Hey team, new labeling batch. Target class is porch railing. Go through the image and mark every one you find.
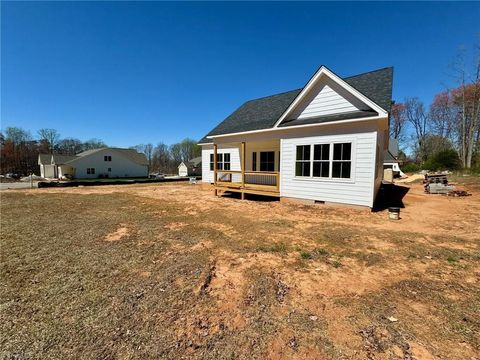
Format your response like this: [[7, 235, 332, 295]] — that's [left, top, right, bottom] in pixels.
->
[[215, 170, 279, 192]]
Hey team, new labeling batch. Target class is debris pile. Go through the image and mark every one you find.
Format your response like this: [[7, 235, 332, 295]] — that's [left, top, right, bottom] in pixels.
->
[[423, 173, 471, 196], [447, 190, 472, 197]]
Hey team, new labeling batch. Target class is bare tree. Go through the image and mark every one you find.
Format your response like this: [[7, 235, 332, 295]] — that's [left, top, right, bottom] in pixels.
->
[[450, 44, 480, 168], [429, 91, 457, 142], [83, 138, 107, 150], [404, 97, 429, 161], [152, 142, 172, 173], [169, 143, 183, 164], [56, 138, 83, 155], [144, 144, 153, 170], [389, 102, 407, 143], [38, 128, 60, 154], [131, 143, 154, 171]]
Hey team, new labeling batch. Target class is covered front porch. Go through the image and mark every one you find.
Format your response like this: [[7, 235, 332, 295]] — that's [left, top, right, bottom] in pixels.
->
[[212, 140, 280, 198]]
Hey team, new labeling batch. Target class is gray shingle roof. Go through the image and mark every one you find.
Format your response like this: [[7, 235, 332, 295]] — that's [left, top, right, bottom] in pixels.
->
[[199, 66, 393, 144], [38, 154, 52, 165], [384, 150, 398, 162], [187, 156, 202, 167], [72, 148, 148, 166], [52, 155, 78, 164], [388, 138, 399, 158]]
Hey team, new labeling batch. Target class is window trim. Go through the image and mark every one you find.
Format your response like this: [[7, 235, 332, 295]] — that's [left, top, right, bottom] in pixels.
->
[[293, 140, 355, 183], [210, 152, 230, 171]]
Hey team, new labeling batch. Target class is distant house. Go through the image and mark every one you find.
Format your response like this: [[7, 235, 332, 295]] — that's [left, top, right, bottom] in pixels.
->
[[383, 139, 405, 177], [199, 65, 393, 208], [178, 156, 202, 177], [38, 148, 148, 179]]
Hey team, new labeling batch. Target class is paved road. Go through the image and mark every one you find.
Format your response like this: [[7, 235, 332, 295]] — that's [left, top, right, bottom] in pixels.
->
[[0, 182, 38, 190]]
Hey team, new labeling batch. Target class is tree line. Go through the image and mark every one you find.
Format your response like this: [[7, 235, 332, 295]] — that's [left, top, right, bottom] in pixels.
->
[[0, 127, 201, 175], [390, 45, 480, 171]]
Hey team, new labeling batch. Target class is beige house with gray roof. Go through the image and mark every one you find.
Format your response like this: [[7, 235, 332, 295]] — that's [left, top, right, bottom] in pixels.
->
[[38, 148, 148, 179]]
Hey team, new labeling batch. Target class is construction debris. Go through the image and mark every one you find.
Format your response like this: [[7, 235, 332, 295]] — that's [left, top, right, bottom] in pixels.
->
[[447, 190, 472, 197], [423, 173, 471, 196]]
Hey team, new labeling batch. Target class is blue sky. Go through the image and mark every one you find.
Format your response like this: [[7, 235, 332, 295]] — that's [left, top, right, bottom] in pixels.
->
[[1, 1, 479, 147]]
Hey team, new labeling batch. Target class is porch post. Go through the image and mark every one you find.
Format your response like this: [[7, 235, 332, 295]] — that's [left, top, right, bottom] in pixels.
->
[[241, 142, 246, 200], [241, 142, 246, 188], [213, 143, 218, 196]]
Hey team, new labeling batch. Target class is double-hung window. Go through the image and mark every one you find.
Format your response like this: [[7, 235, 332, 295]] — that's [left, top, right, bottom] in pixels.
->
[[87, 168, 95, 175], [295, 142, 352, 179], [210, 154, 214, 171], [295, 145, 311, 177], [313, 144, 330, 178], [222, 153, 231, 170], [260, 151, 275, 171], [210, 153, 230, 170], [332, 143, 351, 179]]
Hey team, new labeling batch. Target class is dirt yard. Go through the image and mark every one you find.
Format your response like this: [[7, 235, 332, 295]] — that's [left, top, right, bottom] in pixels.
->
[[1, 177, 479, 359]]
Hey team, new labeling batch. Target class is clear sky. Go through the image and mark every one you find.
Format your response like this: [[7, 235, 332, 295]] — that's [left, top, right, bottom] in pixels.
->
[[1, 1, 479, 147]]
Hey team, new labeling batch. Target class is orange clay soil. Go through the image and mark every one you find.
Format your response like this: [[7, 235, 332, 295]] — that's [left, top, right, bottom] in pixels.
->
[[3, 179, 479, 359]]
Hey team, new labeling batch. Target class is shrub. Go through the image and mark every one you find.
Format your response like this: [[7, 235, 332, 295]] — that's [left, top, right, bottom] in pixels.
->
[[300, 251, 313, 260], [401, 163, 421, 173], [423, 149, 461, 171]]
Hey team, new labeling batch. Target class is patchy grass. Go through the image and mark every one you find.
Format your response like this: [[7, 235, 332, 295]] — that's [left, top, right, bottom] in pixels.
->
[[1, 181, 479, 359]]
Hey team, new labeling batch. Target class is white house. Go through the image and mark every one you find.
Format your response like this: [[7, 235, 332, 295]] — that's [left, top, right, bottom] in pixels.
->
[[383, 139, 405, 177], [178, 156, 202, 177], [38, 148, 148, 179], [199, 66, 393, 208]]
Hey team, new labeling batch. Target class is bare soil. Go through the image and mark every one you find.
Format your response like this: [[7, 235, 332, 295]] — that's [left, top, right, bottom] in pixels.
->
[[1, 178, 479, 359]]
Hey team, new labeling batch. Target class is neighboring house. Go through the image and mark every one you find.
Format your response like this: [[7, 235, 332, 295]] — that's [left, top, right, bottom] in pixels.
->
[[383, 139, 405, 177], [178, 157, 202, 177], [38, 148, 148, 179], [199, 65, 393, 208]]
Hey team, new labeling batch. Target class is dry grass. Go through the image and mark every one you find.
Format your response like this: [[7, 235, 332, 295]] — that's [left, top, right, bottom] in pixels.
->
[[1, 180, 479, 359]]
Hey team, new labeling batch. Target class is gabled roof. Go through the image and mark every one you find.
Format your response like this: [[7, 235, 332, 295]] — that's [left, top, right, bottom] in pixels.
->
[[69, 148, 148, 166], [38, 148, 148, 166], [384, 150, 398, 163], [38, 154, 52, 165], [53, 155, 78, 164], [38, 154, 78, 165], [199, 66, 393, 144], [187, 156, 202, 167], [388, 138, 399, 158]]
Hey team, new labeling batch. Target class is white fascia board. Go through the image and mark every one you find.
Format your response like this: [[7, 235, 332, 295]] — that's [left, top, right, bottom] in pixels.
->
[[273, 66, 388, 128], [206, 115, 387, 140]]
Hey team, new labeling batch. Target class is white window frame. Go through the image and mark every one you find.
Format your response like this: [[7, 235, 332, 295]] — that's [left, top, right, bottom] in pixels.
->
[[210, 152, 230, 171], [293, 140, 355, 183]]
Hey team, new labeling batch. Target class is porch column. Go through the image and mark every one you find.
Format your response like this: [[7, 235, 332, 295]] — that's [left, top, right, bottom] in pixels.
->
[[241, 142, 246, 200], [213, 143, 218, 196]]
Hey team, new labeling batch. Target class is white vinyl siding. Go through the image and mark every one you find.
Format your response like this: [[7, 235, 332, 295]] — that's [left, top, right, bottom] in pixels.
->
[[69, 149, 148, 179], [280, 132, 377, 207], [201, 145, 241, 183], [297, 85, 360, 119], [178, 163, 188, 177]]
